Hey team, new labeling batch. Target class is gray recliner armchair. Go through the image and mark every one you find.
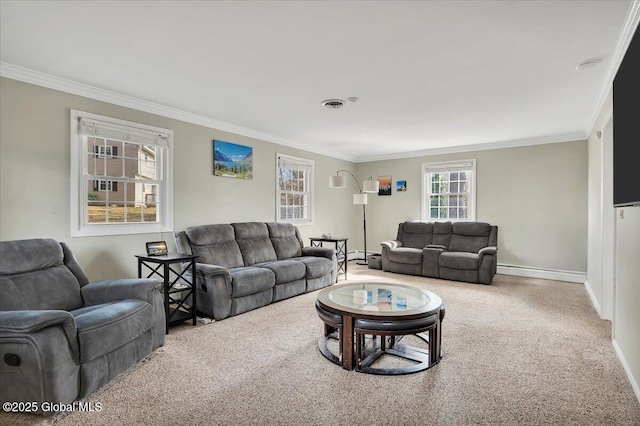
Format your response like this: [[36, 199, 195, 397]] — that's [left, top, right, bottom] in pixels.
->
[[0, 238, 165, 413]]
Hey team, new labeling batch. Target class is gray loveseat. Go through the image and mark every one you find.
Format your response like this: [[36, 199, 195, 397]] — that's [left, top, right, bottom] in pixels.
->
[[381, 221, 498, 284], [0, 238, 165, 413], [175, 222, 337, 321]]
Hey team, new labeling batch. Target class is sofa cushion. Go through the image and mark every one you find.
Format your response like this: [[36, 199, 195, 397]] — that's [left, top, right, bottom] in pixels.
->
[[387, 247, 423, 265], [439, 252, 479, 270], [449, 222, 491, 253], [229, 267, 275, 298], [433, 221, 452, 247], [400, 222, 433, 248], [256, 260, 306, 284], [296, 256, 333, 279], [267, 222, 303, 259], [185, 224, 244, 268], [233, 222, 278, 266], [0, 266, 83, 312], [0, 239, 84, 311], [71, 300, 153, 363]]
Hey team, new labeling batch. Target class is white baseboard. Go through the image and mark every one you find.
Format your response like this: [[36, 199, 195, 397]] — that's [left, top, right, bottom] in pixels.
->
[[350, 256, 587, 283], [583, 280, 602, 316], [497, 264, 586, 283], [612, 339, 640, 404]]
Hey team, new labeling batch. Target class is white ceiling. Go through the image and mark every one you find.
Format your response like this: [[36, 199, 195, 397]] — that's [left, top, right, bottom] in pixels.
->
[[0, 1, 636, 162]]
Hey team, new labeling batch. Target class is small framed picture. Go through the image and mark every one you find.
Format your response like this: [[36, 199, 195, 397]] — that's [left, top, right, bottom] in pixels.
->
[[396, 180, 407, 192], [146, 241, 168, 256], [378, 176, 392, 196]]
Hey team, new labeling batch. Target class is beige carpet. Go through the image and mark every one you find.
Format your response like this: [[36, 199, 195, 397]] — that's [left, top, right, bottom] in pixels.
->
[[3, 264, 640, 425]]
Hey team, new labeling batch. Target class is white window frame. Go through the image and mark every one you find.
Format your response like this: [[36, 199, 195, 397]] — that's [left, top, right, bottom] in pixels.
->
[[276, 153, 314, 225], [421, 159, 476, 222], [70, 110, 174, 237]]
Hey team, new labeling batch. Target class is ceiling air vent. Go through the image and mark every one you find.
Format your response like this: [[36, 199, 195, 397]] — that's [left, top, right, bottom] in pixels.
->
[[321, 99, 345, 109]]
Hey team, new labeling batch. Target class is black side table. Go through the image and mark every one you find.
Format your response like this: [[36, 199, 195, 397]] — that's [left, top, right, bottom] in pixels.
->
[[309, 237, 348, 280], [136, 253, 198, 334]]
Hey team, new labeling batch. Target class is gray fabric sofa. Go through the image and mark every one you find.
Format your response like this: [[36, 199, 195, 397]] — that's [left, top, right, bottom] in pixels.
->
[[174, 222, 337, 321], [0, 238, 165, 413], [381, 221, 498, 284]]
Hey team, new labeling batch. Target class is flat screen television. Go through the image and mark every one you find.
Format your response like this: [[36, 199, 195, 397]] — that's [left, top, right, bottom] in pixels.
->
[[613, 26, 640, 207]]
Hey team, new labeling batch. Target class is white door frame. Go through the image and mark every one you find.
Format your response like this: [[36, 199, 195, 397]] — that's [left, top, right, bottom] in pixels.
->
[[601, 110, 615, 323]]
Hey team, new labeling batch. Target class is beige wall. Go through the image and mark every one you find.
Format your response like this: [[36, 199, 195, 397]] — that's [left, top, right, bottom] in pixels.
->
[[0, 77, 357, 280], [355, 141, 589, 272]]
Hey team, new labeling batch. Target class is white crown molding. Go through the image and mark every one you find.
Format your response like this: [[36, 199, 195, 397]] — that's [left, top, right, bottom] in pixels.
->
[[0, 62, 356, 162], [1, 61, 589, 164], [353, 132, 587, 163], [584, 0, 640, 134]]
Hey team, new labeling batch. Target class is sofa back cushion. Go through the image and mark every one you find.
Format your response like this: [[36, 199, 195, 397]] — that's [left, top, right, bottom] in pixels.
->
[[266, 222, 303, 260], [433, 221, 452, 247], [0, 239, 83, 311], [233, 222, 278, 266], [184, 224, 244, 268], [449, 222, 491, 253], [399, 221, 434, 248]]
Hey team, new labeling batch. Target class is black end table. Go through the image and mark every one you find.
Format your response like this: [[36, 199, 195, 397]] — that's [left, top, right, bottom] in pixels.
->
[[309, 237, 348, 280], [136, 253, 198, 334]]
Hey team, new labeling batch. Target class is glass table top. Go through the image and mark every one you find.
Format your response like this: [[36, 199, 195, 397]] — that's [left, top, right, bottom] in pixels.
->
[[318, 282, 441, 316]]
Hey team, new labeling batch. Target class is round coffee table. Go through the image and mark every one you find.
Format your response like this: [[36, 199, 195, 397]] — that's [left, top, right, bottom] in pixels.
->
[[315, 282, 444, 375]]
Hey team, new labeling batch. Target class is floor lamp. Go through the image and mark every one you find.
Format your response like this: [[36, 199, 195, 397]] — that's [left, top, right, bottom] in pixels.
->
[[329, 170, 379, 265]]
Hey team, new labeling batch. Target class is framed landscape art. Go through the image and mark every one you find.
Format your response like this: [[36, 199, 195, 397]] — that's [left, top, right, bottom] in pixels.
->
[[213, 140, 253, 179]]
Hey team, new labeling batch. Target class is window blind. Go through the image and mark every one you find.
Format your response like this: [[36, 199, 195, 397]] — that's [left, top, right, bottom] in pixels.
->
[[278, 155, 312, 172], [423, 161, 474, 174], [79, 118, 169, 148]]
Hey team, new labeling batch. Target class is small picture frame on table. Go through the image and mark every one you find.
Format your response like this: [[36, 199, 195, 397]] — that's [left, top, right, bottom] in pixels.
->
[[146, 241, 168, 256]]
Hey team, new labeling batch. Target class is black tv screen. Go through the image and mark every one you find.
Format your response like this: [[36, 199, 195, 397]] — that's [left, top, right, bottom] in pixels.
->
[[613, 26, 640, 207]]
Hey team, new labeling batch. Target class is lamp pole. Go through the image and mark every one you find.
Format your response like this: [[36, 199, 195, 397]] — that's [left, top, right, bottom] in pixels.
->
[[331, 170, 369, 266]]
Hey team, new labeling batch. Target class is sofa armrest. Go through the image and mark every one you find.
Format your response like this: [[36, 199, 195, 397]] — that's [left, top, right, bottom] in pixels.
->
[[189, 263, 233, 320], [0, 310, 75, 335], [193, 262, 232, 295], [0, 310, 79, 357], [195, 262, 231, 279], [301, 246, 336, 260], [478, 246, 498, 258], [381, 240, 402, 250], [422, 246, 445, 278], [82, 278, 165, 348], [478, 246, 498, 284], [81, 278, 162, 306]]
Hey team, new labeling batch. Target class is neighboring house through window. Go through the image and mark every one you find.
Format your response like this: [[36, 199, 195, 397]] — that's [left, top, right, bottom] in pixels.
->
[[70, 110, 173, 237], [276, 153, 314, 224], [422, 160, 476, 221]]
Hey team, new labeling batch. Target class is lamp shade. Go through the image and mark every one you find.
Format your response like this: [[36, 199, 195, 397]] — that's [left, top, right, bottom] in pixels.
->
[[329, 175, 347, 188], [362, 179, 379, 193], [353, 193, 368, 205]]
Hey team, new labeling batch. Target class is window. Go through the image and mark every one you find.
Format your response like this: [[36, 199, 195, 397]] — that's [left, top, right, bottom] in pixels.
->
[[276, 154, 314, 224], [422, 160, 476, 221], [97, 180, 117, 192], [95, 145, 116, 157], [70, 110, 173, 237]]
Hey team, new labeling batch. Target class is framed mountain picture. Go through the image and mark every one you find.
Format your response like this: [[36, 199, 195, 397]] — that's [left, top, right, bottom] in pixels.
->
[[213, 140, 253, 179]]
